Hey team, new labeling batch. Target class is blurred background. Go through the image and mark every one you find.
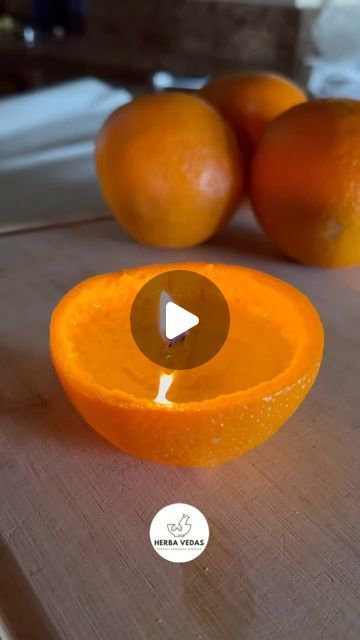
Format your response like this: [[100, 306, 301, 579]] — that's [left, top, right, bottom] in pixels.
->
[[0, 0, 360, 98], [1, 0, 360, 233]]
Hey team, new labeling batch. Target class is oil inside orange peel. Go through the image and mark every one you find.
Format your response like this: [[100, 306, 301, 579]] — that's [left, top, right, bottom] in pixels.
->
[[50, 263, 324, 467]]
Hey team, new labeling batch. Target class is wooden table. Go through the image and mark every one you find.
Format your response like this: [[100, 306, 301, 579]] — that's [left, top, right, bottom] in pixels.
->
[[1, 210, 359, 640]]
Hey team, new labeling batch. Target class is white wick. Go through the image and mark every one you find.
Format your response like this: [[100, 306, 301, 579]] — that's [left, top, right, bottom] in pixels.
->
[[154, 373, 174, 405]]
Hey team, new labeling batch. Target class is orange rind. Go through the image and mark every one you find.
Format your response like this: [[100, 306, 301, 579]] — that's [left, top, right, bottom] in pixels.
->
[[50, 263, 324, 467]]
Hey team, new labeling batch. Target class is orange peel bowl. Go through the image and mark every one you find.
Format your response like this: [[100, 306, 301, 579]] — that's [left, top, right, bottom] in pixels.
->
[[50, 263, 324, 467]]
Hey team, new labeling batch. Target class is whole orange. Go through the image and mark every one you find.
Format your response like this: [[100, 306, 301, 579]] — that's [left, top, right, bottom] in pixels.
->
[[95, 92, 243, 248], [251, 99, 360, 268], [199, 72, 306, 158]]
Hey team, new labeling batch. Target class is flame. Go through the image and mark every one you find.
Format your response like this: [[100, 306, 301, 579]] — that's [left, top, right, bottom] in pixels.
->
[[154, 373, 174, 405]]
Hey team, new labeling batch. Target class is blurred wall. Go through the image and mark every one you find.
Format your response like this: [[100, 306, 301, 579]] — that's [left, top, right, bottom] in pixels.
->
[[5, 0, 27, 17], [86, 0, 300, 76], [2, 0, 300, 85]]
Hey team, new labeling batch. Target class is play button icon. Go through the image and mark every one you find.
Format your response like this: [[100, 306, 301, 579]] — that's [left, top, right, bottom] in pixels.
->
[[162, 295, 199, 341], [130, 269, 230, 370]]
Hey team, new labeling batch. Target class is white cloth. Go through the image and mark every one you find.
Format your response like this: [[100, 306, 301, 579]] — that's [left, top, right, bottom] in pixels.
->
[[0, 78, 131, 229], [308, 6, 360, 99]]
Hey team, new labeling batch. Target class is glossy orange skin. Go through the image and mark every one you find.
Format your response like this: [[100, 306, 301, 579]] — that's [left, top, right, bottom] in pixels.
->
[[199, 73, 306, 158], [95, 92, 243, 248], [251, 99, 360, 268], [50, 263, 324, 467]]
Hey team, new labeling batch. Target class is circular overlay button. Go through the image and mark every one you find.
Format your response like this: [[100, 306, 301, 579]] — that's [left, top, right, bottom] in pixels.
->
[[150, 503, 210, 563], [130, 269, 230, 370]]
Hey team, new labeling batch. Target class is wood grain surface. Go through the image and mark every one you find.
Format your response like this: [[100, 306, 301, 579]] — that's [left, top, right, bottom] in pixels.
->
[[1, 211, 359, 640]]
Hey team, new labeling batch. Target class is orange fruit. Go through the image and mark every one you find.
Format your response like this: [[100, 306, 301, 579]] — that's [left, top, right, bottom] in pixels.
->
[[251, 99, 360, 267], [50, 263, 323, 467], [95, 92, 243, 248], [199, 72, 306, 158]]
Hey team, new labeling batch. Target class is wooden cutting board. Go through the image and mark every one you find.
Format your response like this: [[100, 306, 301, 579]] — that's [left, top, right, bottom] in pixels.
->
[[1, 211, 359, 640]]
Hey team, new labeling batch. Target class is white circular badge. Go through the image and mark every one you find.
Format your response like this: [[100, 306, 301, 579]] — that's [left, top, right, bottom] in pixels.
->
[[149, 503, 209, 563]]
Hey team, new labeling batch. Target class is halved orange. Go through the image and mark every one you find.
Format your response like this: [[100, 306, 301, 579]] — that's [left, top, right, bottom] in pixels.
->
[[50, 263, 324, 467]]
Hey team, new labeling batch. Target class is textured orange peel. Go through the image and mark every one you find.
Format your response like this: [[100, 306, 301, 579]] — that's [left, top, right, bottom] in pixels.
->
[[50, 263, 324, 467]]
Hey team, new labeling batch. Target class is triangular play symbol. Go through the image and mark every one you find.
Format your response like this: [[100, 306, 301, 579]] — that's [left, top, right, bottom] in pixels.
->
[[165, 301, 199, 340]]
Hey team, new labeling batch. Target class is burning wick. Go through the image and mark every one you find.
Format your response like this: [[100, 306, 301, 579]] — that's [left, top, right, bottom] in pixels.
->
[[154, 373, 174, 405]]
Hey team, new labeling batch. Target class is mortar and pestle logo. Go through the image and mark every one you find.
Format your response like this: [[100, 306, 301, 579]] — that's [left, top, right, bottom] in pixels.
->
[[167, 514, 191, 537]]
